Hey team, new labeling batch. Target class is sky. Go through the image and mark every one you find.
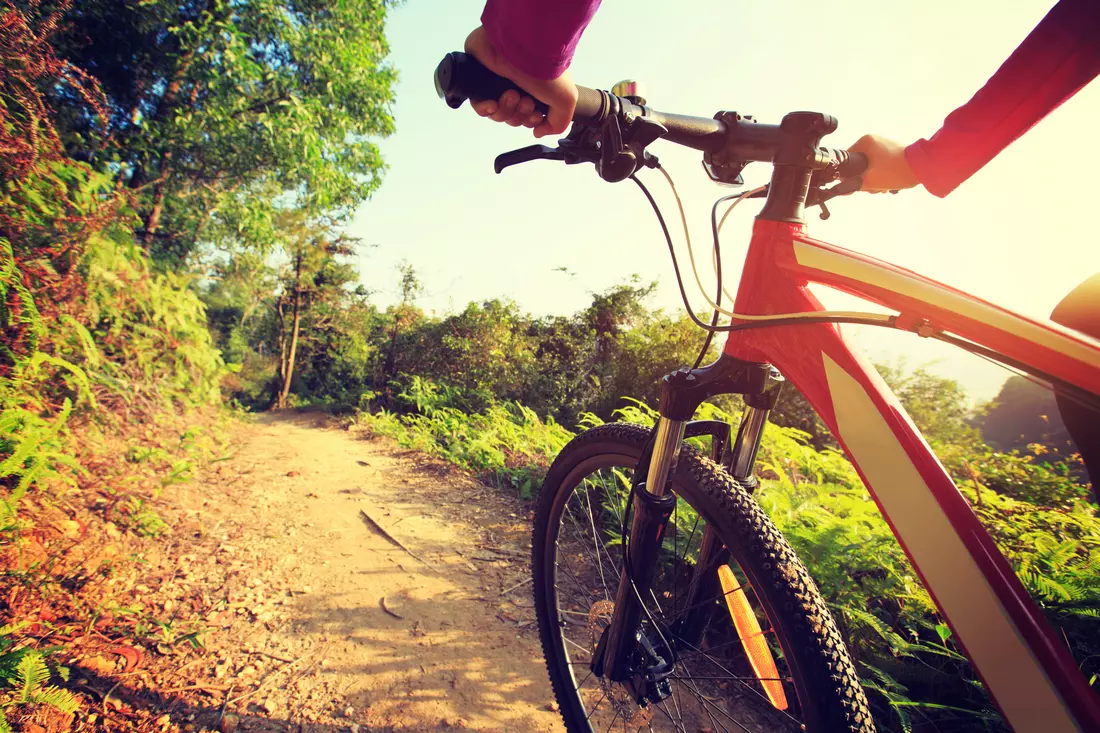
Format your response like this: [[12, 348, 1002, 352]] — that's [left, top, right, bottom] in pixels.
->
[[347, 0, 1100, 401]]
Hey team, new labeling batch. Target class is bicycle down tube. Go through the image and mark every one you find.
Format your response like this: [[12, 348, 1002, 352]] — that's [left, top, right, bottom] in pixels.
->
[[723, 217, 1100, 732]]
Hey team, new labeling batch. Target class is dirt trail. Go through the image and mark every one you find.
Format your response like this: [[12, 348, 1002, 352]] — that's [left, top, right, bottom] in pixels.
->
[[169, 411, 564, 732]]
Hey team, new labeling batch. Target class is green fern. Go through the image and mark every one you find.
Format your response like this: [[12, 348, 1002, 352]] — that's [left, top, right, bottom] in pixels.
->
[[0, 649, 80, 718], [15, 653, 49, 702], [29, 685, 80, 714]]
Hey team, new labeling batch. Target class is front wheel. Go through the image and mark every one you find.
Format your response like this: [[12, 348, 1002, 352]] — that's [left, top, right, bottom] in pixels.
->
[[533, 423, 875, 732]]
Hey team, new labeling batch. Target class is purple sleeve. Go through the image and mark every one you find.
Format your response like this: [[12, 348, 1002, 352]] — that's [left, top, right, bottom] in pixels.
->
[[481, 0, 603, 81], [905, 0, 1100, 198]]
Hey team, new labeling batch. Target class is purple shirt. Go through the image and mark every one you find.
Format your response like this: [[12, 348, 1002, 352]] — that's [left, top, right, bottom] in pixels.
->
[[481, 0, 602, 80], [482, 0, 1100, 197], [906, 0, 1100, 197]]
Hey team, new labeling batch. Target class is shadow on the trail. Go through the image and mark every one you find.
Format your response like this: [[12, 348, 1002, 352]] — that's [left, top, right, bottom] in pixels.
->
[[75, 588, 554, 732], [281, 589, 555, 731]]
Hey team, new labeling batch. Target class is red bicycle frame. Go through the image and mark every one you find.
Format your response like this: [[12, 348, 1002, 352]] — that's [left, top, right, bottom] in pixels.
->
[[723, 218, 1100, 732]]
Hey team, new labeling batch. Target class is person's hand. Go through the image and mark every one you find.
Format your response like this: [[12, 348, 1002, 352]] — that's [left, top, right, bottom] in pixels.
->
[[849, 135, 920, 193], [464, 26, 578, 139]]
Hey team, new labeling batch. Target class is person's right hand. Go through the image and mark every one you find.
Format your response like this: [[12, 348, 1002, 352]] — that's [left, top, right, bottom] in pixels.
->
[[848, 134, 920, 193], [464, 26, 578, 139]]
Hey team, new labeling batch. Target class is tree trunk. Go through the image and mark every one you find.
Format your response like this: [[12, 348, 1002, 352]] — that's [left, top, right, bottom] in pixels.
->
[[142, 156, 171, 246], [271, 297, 287, 408], [383, 311, 400, 388], [136, 46, 192, 244], [277, 254, 304, 409]]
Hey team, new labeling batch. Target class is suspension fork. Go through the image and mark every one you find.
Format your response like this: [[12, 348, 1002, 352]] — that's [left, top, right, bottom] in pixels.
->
[[678, 385, 783, 648], [594, 356, 783, 685]]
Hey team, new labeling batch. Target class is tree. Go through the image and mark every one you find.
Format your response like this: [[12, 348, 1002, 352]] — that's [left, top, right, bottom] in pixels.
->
[[980, 376, 1074, 455], [876, 365, 982, 450], [272, 212, 358, 408], [51, 0, 397, 262], [379, 263, 423, 392]]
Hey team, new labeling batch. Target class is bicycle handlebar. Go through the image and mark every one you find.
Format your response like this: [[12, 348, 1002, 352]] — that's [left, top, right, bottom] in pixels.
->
[[435, 52, 726, 150], [434, 51, 868, 182]]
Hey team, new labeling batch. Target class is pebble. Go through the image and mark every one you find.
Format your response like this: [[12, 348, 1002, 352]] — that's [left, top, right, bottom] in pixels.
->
[[343, 706, 354, 718], [219, 713, 239, 733], [263, 699, 277, 714]]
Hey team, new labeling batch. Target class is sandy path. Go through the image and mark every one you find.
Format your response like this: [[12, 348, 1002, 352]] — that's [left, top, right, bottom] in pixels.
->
[[184, 411, 564, 732]]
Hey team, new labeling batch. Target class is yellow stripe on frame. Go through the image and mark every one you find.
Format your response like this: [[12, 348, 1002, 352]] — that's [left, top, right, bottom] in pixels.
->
[[792, 241, 1100, 372], [823, 354, 1078, 732]]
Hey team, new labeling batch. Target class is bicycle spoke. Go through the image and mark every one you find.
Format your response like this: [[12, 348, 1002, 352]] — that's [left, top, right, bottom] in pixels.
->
[[672, 511, 701, 618], [563, 635, 590, 655], [655, 697, 689, 733], [585, 691, 608, 722], [563, 503, 617, 598], [678, 673, 728, 733], [673, 637, 802, 727], [655, 578, 750, 625], [668, 674, 788, 683], [673, 619, 775, 660], [689, 684, 761, 733], [581, 480, 614, 600], [555, 557, 597, 608], [670, 673, 688, 731]]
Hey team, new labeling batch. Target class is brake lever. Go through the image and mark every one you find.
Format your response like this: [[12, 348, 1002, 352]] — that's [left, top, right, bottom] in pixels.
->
[[494, 145, 564, 174]]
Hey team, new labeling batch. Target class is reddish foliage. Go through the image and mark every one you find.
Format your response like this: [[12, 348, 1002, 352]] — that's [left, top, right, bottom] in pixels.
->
[[0, 0, 106, 178], [0, 0, 114, 374]]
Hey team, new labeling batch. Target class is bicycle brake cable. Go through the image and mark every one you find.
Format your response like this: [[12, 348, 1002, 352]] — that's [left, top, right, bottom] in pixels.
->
[[630, 171, 898, 334]]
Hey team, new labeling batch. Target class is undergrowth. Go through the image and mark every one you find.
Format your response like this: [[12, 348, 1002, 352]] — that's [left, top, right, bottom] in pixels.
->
[[0, 2, 227, 724]]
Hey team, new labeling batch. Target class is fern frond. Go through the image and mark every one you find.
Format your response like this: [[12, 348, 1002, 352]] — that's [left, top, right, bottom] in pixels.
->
[[16, 651, 50, 702], [31, 685, 80, 713]]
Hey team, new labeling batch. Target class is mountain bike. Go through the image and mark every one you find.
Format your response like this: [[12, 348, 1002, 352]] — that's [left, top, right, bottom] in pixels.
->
[[434, 52, 1100, 732]]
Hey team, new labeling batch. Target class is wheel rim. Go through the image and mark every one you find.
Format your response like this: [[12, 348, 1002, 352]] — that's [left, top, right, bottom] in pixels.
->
[[540, 453, 812, 733]]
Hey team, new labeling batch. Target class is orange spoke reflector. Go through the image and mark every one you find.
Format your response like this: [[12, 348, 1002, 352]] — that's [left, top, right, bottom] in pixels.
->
[[717, 564, 788, 710]]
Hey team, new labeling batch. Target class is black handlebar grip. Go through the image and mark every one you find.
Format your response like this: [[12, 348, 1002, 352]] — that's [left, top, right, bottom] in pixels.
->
[[573, 86, 606, 124], [435, 52, 550, 114], [836, 150, 869, 178], [435, 52, 607, 125]]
